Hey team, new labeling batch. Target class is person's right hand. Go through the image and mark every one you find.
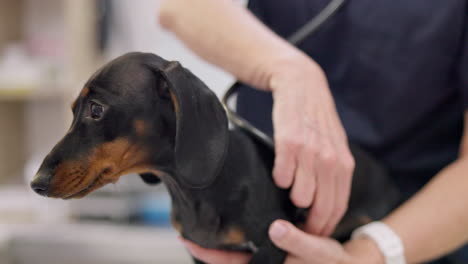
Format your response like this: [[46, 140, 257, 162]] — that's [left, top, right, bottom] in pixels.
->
[[181, 220, 384, 264], [267, 56, 355, 236]]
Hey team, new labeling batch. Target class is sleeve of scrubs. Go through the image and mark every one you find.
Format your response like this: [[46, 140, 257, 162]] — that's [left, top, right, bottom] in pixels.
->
[[460, 12, 468, 109]]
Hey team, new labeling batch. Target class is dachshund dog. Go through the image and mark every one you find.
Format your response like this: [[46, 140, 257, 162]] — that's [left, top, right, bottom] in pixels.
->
[[31, 52, 400, 264]]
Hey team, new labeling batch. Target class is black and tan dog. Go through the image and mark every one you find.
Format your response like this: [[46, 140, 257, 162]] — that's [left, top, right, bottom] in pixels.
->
[[31, 52, 400, 264]]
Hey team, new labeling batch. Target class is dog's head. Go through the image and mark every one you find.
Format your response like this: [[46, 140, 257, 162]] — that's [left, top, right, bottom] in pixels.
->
[[30, 52, 228, 199]]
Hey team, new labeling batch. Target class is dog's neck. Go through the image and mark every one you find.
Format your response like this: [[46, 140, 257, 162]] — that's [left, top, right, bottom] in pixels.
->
[[145, 132, 243, 235]]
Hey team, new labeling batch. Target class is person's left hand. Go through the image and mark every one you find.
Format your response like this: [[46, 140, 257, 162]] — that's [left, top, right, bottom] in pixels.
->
[[180, 220, 384, 264]]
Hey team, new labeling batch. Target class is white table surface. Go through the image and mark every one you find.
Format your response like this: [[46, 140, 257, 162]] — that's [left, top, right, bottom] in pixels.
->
[[0, 222, 192, 264]]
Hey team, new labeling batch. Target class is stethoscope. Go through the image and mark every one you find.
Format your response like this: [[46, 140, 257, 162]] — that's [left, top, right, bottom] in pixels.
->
[[221, 0, 346, 149]]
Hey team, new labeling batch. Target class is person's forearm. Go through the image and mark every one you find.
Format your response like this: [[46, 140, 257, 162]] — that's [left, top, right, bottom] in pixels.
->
[[343, 157, 468, 263], [159, 0, 320, 90], [381, 157, 468, 263]]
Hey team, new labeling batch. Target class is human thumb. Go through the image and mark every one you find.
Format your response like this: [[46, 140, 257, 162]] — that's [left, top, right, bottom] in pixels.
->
[[269, 220, 343, 262]]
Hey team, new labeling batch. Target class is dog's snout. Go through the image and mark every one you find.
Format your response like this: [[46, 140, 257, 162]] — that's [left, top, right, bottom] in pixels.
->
[[30, 172, 52, 197]]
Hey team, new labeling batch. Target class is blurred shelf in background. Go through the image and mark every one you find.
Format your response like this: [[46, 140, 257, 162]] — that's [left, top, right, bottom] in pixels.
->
[[0, 91, 64, 102], [0, 84, 67, 102], [0, 0, 99, 185]]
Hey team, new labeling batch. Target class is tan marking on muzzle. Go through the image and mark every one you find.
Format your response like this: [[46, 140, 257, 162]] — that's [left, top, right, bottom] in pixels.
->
[[49, 138, 152, 199]]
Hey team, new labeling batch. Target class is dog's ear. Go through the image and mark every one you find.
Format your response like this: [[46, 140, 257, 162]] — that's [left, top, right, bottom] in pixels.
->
[[146, 58, 229, 188]]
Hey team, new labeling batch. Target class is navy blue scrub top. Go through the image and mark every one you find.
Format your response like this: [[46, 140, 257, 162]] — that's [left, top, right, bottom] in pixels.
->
[[237, 0, 468, 196]]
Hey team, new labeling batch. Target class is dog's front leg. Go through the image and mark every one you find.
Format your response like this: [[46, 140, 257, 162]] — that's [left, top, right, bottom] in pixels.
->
[[249, 239, 286, 264]]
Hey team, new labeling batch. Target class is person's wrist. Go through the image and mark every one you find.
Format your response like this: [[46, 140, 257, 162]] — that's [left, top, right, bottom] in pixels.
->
[[343, 237, 386, 264], [265, 52, 326, 93]]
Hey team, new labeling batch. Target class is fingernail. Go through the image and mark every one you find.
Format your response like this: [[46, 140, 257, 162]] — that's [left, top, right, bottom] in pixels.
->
[[269, 221, 287, 240]]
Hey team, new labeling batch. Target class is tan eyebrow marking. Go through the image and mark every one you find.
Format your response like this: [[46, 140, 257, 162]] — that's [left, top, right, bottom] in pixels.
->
[[81, 87, 90, 97], [71, 99, 77, 110], [71, 87, 90, 110]]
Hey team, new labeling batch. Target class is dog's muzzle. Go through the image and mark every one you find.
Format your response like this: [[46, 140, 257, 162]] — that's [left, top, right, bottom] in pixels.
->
[[30, 169, 53, 197]]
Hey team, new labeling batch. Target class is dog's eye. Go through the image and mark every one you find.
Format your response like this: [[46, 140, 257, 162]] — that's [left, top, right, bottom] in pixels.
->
[[90, 102, 104, 120]]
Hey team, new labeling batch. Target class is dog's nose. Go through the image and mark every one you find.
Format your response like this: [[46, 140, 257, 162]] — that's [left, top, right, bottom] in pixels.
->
[[30, 173, 51, 196]]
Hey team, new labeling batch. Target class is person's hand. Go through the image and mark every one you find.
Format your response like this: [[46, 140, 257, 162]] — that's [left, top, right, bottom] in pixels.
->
[[180, 220, 384, 264], [266, 220, 384, 264], [268, 57, 355, 236]]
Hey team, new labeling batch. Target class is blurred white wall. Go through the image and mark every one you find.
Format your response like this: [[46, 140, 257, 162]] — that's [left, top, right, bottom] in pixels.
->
[[106, 0, 235, 97]]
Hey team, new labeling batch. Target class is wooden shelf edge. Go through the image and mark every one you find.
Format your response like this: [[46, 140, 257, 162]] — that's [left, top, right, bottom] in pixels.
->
[[0, 84, 71, 102]]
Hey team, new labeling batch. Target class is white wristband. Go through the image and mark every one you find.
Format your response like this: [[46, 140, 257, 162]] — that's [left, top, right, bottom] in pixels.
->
[[351, 221, 406, 264]]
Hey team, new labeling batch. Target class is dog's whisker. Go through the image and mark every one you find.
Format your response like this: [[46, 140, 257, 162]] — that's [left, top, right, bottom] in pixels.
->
[[63, 175, 84, 193], [62, 172, 82, 186], [69, 173, 92, 193]]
